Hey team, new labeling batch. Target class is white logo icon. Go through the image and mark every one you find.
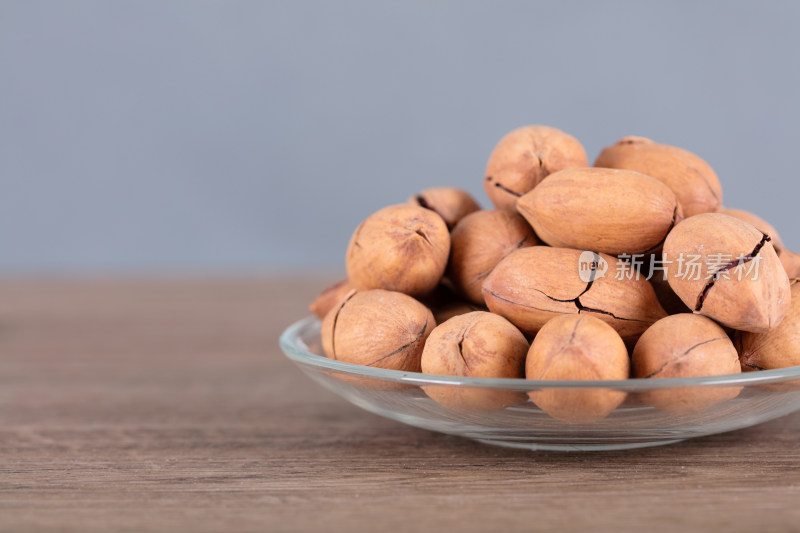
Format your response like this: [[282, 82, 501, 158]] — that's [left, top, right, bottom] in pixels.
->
[[578, 251, 608, 283]]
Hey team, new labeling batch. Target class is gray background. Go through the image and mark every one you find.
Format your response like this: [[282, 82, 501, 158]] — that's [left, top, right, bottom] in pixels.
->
[[2, 0, 798, 274]]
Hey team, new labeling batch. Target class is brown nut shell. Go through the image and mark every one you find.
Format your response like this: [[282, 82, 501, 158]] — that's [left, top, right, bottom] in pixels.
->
[[346, 204, 450, 297], [719, 208, 784, 249], [777, 248, 800, 279], [526, 315, 629, 422], [321, 289, 435, 372], [408, 187, 480, 230], [718, 207, 800, 278], [594, 136, 722, 217], [484, 125, 588, 211], [632, 314, 742, 414], [482, 247, 666, 341], [447, 209, 539, 305], [421, 312, 529, 411], [738, 279, 800, 371], [309, 279, 355, 319], [516, 167, 682, 256], [663, 213, 790, 332]]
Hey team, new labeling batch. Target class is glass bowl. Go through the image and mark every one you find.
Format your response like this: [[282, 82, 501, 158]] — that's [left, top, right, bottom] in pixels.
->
[[280, 316, 800, 451]]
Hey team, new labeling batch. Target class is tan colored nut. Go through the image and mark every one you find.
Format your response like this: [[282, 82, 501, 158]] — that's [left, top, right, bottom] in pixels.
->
[[482, 246, 666, 341], [421, 312, 529, 411], [663, 213, 790, 332], [484, 125, 588, 211], [309, 278, 355, 319], [516, 167, 682, 256], [321, 289, 435, 372], [738, 279, 800, 371], [719, 208, 784, 248], [346, 204, 450, 297], [632, 314, 742, 414], [718, 207, 800, 278], [594, 136, 722, 217], [778, 249, 800, 279], [408, 187, 481, 230], [448, 209, 539, 305], [526, 314, 629, 422]]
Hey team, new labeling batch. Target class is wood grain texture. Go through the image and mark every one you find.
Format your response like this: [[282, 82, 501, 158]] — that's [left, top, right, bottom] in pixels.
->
[[1, 277, 799, 533]]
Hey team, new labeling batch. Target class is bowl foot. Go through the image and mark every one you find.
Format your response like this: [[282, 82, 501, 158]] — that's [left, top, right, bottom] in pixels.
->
[[472, 437, 685, 451]]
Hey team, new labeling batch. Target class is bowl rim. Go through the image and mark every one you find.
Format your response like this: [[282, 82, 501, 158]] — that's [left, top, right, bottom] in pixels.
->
[[280, 316, 800, 391]]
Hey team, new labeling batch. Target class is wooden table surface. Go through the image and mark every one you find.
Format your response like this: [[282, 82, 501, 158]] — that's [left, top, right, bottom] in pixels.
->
[[1, 277, 799, 532]]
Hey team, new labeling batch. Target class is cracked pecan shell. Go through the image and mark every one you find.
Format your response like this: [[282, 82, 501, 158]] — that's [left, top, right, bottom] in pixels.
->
[[421, 311, 528, 411], [309, 278, 355, 319], [526, 314, 629, 422], [321, 289, 435, 372], [719, 207, 784, 249], [447, 209, 539, 305], [408, 186, 481, 230], [632, 314, 742, 414], [778, 249, 800, 279], [483, 125, 588, 211], [481, 246, 667, 341], [516, 167, 682, 256], [663, 213, 790, 332], [719, 207, 800, 278], [594, 136, 722, 217], [737, 279, 800, 372], [346, 204, 450, 297]]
